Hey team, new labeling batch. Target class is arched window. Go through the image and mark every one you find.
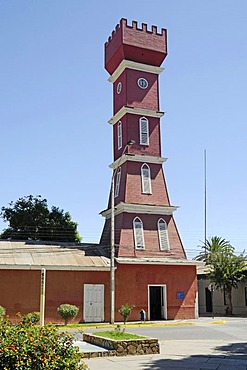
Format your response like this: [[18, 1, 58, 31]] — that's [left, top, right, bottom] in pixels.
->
[[158, 218, 170, 251], [114, 167, 121, 198], [139, 117, 149, 145], [141, 163, 152, 194], [117, 121, 122, 150], [133, 217, 145, 249]]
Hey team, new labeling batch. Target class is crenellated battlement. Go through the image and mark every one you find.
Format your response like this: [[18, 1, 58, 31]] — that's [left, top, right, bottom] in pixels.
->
[[105, 18, 167, 75], [105, 18, 166, 47]]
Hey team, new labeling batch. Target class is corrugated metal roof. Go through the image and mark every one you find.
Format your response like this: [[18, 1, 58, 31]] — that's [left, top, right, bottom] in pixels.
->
[[0, 241, 110, 271]]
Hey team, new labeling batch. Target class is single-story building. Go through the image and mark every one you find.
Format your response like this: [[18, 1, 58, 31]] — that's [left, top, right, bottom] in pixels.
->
[[0, 240, 199, 323], [197, 264, 247, 316]]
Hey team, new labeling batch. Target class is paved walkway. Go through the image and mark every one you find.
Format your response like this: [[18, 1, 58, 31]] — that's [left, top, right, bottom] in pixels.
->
[[78, 317, 247, 369]]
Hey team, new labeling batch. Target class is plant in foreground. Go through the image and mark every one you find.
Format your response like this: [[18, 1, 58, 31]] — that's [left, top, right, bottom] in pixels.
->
[[0, 305, 6, 319], [0, 313, 87, 369]]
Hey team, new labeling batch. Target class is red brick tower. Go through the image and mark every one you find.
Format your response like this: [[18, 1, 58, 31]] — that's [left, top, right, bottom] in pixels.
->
[[100, 19, 186, 259]]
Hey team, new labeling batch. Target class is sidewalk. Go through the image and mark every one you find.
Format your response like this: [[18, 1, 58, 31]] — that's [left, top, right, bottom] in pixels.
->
[[82, 339, 247, 369]]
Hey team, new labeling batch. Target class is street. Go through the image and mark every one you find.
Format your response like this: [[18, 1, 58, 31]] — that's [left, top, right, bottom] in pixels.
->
[[81, 317, 247, 369]]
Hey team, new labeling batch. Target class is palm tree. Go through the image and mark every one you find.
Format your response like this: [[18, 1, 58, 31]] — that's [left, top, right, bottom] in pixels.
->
[[196, 236, 247, 316]]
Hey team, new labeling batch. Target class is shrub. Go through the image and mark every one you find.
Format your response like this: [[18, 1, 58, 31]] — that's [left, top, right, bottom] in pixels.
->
[[0, 313, 87, 369], [57, 304, 79, 325], [0, 305, 6, 318], [118, 303, 135, 324], [18, 311, 40, 325]]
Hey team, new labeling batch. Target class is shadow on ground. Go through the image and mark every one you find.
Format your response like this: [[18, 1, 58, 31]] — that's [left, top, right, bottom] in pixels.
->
[[142, 342, 247, 369]]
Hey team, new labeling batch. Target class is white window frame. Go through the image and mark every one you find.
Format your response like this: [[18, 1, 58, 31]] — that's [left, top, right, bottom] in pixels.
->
[[137, 77, 148, 89], [117, 121, 122, 150], [158, 218, 170, 251], [139, 117, 149, 145], [133, 217, 145, 250], [114, 167, 121, 198], [117, 81, 122, 94], [141, 163, 152, 194]]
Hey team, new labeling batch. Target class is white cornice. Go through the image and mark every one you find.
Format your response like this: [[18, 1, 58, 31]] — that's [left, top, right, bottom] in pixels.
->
[[100, 202, 178, 219], [108, 60, 164, 83], [116, 257, 200, 266], [109, 106, 164, 125], [109, 154, 167, 169]]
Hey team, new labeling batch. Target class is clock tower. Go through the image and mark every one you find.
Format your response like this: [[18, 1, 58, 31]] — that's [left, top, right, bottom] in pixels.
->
[[100, 19, 186, 260]]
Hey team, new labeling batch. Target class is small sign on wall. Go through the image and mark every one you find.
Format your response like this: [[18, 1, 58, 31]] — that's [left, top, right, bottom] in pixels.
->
[[177, 291, 185, 300]]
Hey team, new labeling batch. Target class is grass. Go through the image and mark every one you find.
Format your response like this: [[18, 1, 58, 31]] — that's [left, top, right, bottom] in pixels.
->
[[92, 330, 146, 340]]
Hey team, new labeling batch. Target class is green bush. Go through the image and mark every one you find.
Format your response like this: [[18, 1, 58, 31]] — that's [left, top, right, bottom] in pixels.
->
[[57, 304, 79, 325], [18, 311, 40, 325], [118, 303, 135, 325], [0, 305, 6, 318], [0, 313, 87, 369]]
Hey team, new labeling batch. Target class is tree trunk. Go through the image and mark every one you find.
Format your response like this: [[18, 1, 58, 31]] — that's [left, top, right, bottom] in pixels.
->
[[225, 286, 233, 316]]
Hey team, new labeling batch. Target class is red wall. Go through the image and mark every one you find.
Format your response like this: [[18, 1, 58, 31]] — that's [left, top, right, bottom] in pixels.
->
[[113, 114, 162, 161], [0, 264, 196, 323], [113, 69, 159, 114], [0, 269, 110, 324], [115, 263, 197, 320]]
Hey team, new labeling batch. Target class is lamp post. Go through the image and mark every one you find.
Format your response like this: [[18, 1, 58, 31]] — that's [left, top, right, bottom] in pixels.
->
[[110, 139, 135, 324]]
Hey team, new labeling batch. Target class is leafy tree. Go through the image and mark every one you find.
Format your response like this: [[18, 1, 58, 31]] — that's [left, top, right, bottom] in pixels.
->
[[196, 236, 247, 316], [118, 304, 135, 324], [57, 304, 79, 325], [0, 195, 81, 242]]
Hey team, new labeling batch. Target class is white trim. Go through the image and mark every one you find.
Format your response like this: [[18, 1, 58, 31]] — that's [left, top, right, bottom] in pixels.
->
[[114, 167, 121, 197], [141, 163, 152, 194], [137, 77, 148, 89], [133, 217, 145, 250], [117, 121, 122, 150], [109, 106, 164, 125], [116, 257, 199, 266], [0, 264, 111, 271], [116, 81, 122, 94], [110, 154, 167, 169], [108, 60, 164, 84], [158, 218, 170, 251], [100, 202, 178, 219], [148, 284, 167, 321], [140, 117, 149, 145]]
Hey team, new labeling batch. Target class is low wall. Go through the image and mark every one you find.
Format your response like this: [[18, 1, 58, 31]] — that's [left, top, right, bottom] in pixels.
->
[[83, 333, 160, 357]]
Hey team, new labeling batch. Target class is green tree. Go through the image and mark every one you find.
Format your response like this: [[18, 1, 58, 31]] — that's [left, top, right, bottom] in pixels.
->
[[57, 304, 79, 325], [118, 304, 135, 324], [0, 195, 81, 242], [197, 236, 247, 316]]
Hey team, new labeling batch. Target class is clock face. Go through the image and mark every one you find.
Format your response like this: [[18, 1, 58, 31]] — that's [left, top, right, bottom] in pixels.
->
[[137, 77, 148, 89], [116, 81, 122, 94]]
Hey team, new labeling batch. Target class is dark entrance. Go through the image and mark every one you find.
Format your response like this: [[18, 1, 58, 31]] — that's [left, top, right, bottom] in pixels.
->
[[149, 286, 163, 320], [205, 287, 212, 312]]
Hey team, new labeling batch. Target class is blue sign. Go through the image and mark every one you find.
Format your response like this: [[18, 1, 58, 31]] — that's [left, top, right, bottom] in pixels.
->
[[177, 292, 185, 300]]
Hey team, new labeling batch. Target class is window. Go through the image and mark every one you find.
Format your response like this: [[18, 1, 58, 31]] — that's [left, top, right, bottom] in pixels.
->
[[139, 117, 149, 145], [117, 121, 122, 150], [114, 167, 121, 198], [117, 81, 122, 94], [158, 218, 170, 251], [133, 217, 145, 249], [137, 77, 148, 89], [245, 287, 247, 306], [141, 163, 152, 194]]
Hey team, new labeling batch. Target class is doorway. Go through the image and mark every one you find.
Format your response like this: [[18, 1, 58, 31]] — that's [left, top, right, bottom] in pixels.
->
[[205, 287, 212, 312], [148, 285, 167, 320], [83, 284, 104, 322]]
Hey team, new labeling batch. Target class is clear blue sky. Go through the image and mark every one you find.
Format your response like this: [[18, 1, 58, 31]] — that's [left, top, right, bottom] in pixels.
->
[[1, 0, 247, 258]]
